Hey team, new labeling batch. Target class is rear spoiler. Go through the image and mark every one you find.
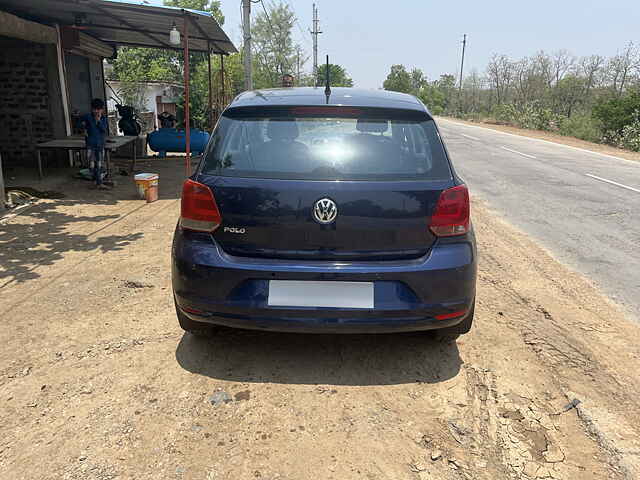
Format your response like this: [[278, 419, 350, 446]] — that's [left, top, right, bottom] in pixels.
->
[[223, 105, 433, 122]]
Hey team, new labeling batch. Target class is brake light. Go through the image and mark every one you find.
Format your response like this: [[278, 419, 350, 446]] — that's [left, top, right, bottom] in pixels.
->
[[180, 179, 222, 232], [429, 185, 470, 237], [290, 106, 363, 116]]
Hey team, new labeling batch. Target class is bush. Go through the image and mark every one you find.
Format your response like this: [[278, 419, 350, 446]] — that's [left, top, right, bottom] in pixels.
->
[[491, 103, 517, 125], [559, 114, 602, 143], [593, 88, 640, 134], [617, 111, 640, 151], [490, 102, 558, 131], [428, 105, 444, 116]]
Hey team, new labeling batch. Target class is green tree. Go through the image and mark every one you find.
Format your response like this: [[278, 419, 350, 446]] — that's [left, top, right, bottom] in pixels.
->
[[316, 63, 353, 87], [108, 48, 180, 84], [552, 75, 587, 117], [108, 0, 228, 127], [418, 84, 446, 115], [593, 86, 640, 134], [409, 68, 427, 92], [436, 74, 457, 111], [251, 2, 303, 88], [382, 65, 413, 94], [187, 52, 245, 128], [163, 0, 224, 25]]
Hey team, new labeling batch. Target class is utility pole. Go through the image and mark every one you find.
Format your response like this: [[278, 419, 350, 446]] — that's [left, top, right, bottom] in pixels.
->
[[242, 0, 253, 90], [459, 33, 467, 91], [296, 50, 301, 86], [310, 3, 321, 86]]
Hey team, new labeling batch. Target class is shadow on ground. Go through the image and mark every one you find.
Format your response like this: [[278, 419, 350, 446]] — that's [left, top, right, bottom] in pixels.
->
[[0, 158, 188, 287], [175, 329, 462, 386], [0, 200, 144, 286]]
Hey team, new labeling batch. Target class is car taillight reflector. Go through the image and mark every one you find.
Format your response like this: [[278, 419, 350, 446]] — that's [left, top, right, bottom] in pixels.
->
[[429, 185, 470, 237], [435, 309, 468, 321], [180, 179, 222, 232], [182, 305, 204, 314]]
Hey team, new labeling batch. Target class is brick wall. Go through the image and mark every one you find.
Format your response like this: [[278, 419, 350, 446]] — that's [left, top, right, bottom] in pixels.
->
[[0, 38, 53, 166]]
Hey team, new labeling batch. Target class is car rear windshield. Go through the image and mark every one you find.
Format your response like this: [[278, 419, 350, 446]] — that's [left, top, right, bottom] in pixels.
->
[[202, 108, 452, 181]]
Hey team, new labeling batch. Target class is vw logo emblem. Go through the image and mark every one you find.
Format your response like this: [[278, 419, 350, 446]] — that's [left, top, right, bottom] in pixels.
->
[[313, 197, 338, 224]]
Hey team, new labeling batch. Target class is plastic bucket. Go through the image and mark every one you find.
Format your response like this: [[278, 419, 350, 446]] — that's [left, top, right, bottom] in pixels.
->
[[134, 173, 159, 200]]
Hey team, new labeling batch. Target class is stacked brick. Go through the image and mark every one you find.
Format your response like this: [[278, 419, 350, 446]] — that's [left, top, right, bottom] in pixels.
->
[[0, 39, 53, 165]]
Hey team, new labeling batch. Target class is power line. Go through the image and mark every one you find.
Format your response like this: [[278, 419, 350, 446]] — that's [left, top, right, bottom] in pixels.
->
[[258, 0, 296, 76], [283, 0, 312, 47], [259, 0, 277, 39]]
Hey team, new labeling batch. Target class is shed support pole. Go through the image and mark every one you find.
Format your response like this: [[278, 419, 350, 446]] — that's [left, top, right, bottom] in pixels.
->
[[207, 42, 213, 130], [220, 54, 225, 111], [0, 153, 6, 210], [183, 14, 191, 177]]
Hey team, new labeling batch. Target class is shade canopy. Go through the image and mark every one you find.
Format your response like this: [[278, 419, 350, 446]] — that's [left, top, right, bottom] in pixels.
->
[[0, 0, 236, 54]]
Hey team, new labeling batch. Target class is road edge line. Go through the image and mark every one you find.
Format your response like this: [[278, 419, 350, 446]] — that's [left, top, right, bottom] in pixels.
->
[[585, 173, 640, 194]]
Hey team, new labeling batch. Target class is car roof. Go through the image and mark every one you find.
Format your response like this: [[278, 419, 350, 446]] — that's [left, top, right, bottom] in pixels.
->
[[228, 87, 430, 114]]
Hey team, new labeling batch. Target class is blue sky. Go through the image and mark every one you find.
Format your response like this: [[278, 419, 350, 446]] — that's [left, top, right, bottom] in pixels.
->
[[149, 0, 640, 89]]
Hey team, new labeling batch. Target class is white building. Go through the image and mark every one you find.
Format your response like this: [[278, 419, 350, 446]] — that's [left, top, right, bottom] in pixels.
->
[[106, 80, 182, 131]]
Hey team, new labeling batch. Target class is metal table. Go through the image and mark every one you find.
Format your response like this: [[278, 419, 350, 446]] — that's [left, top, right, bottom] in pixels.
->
[[35, 136, 138, 179]]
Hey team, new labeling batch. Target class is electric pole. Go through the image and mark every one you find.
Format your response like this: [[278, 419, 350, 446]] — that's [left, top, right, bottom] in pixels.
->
[[310, 3, 321, 86], [242, 0, 253, 90], [459, 33, 467, 91]]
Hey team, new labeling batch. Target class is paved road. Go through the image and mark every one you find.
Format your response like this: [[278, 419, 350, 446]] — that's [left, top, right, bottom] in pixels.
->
[[437, 118, 640, 321]]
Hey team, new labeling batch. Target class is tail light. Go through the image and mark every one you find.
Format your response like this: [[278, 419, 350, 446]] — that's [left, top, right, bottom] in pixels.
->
[[429, 185, 470, 237], [435, 309, 468, 320], [180, 179, 222, 232]]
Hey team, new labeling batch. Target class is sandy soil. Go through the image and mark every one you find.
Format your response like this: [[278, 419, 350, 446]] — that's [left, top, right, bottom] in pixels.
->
[[1, 164, 640, 480], [438, 117, 640, 163]]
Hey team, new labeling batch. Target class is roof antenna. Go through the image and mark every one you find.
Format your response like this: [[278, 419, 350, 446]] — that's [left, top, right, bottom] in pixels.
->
[[324, 54, 331, 103]]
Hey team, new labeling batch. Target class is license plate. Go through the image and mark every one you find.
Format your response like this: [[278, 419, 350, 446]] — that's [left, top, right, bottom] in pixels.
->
[[267, 281, 374, 309]]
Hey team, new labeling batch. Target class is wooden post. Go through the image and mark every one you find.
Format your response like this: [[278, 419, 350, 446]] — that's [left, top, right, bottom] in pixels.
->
[[207, 42, 213, 130], [37, 150, 43, 179], [183, 14, 191, 177], [0, 152, 6, 210], [220, 54, 225, 108]]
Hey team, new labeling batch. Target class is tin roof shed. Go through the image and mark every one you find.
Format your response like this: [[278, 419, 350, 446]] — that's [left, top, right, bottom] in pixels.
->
[[0, 0, 236, 54]]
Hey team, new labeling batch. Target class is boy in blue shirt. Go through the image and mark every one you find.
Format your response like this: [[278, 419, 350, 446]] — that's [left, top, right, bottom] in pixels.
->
[[79, 98, 109, 189]]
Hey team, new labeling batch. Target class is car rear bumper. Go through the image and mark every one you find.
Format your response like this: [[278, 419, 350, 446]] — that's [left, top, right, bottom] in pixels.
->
[[172, 230, 477, 334]]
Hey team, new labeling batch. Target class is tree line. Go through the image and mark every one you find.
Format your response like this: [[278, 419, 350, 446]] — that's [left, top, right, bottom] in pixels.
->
[[383, 43, 640, 152], [107, 1, 353, 129]]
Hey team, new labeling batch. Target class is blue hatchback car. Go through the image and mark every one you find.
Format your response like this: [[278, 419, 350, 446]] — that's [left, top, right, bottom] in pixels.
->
[[172, 87, 477, 339]]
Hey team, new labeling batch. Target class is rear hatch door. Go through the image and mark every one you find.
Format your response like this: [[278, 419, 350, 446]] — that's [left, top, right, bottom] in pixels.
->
[[198, 106, 454, 260]]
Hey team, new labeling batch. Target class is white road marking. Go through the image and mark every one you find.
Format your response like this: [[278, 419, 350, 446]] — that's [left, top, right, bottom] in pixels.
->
[[438, 117, 639, 165], [585, 174, 640, 194], [460, 133, 480, 141], [501, 146, 537, 159]]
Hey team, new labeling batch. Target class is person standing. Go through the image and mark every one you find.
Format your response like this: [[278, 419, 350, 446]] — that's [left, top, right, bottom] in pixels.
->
[[79, 98, 109, 189], [282, 74, 294, 87]]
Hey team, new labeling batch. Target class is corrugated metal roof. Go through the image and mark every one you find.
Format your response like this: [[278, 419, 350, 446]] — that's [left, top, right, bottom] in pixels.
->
[[0, 0, 236, 54]]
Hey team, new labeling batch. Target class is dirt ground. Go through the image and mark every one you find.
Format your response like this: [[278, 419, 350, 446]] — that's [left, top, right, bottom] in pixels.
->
[[438, 117, 640, 163], [2, 161, 640, 480]]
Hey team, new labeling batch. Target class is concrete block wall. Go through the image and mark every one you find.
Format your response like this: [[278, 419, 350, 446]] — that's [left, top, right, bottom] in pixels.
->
[[0, 38, 53, 166]]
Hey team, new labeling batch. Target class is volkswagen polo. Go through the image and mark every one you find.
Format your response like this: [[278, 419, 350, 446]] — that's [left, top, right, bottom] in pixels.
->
[[171, 87, 476, 340]]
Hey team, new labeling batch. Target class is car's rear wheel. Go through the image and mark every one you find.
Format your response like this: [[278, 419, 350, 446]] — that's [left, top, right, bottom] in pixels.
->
[[175, 300, 217, 337], [434, 302, 475, 342]]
